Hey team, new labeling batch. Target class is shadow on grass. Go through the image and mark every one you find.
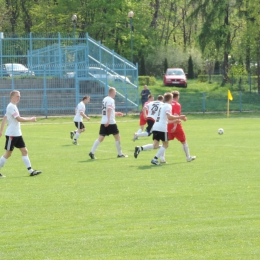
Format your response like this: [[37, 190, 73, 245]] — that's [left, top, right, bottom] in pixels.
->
[[128, 162, 186, 170], [78, 158, 118, 163]]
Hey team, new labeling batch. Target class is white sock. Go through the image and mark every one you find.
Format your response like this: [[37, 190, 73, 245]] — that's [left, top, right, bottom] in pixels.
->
[[22, 156, 33, 173], [160, 152, 166, 161], [155, 146, 166, 159], [137, 128, 142, 133], [91, 140, 100, 153], [141, 144, 154, 151], [137, 132, 148, 137], [182, 143, 190, 158], [0, 156, 7, 169], [115, 141, 122, 155], [74, 131, 80, 140]]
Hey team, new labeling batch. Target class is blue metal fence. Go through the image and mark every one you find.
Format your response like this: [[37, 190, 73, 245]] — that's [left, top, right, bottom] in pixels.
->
[[0, 32, 139, 116]]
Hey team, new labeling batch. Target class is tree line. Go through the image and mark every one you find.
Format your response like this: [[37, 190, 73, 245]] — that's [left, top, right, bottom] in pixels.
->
[[0, 0, 259, 83]]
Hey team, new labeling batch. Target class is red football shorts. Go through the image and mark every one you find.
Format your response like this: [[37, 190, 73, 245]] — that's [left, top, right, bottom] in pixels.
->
[[168, 125, 186, 143], [139, 112, 147, 126]]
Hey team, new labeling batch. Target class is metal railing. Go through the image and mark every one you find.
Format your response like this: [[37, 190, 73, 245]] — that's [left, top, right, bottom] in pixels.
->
[[0, 32, 139, 116]]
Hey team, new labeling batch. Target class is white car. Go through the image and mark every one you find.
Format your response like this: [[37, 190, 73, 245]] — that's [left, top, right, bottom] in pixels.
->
[[1, 63, 35, 77], [66, 67, 131, 83]]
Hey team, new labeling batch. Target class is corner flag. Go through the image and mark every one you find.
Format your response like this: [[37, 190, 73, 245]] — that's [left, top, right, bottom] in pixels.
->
[[227, 90, 233, 117], [228, 90, 233, 101]]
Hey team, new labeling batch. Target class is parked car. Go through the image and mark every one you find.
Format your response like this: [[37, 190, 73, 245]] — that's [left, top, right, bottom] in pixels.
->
[[65, 67, 131, 84], [163, 68, 187, 87], [0, 63, 35, 77]]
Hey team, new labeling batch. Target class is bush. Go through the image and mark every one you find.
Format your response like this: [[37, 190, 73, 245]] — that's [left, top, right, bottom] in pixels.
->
[[198, 74, 207, 82], [139, 76, 156, 86], [198, 74, 223, 83]]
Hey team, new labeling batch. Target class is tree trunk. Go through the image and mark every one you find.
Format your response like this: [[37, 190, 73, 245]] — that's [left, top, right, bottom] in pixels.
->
[[223, 4, 231, 82], [257, 41, 260, 93], [150, 0, 160, 28]]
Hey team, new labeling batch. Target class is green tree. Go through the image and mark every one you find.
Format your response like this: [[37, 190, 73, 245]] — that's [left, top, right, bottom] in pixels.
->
[[189, 0, 240, 82], [163, 58, 168, 73], [187, 55, 194, 79]]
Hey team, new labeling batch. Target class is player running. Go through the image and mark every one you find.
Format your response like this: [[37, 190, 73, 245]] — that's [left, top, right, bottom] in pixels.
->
[[70, 95, 90, 145], [134, 94, 185, 164], [168, 91, 196, 162], [134, 94, 154, 138], [89, 87, 127, 159], [133, 95, 163, 142], [0, 90, 41, 177], [150, 92, 186, 166]]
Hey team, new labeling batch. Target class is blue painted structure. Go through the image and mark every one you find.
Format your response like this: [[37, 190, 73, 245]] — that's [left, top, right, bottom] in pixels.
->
[[0, 32, 139, 116]]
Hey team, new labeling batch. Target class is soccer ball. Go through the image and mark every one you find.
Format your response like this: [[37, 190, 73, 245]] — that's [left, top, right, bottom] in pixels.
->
[[218, 128, 224, 135]]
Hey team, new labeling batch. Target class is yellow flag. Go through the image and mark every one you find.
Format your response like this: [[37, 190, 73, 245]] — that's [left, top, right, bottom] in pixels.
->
[[228, 90, 233, 101]]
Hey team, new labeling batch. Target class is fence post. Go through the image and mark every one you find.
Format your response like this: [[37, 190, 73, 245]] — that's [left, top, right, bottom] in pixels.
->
[[135, 62, 139, 111], [29, 32, 32, 69], [239, 91, 242, 112], [44, 68, 48, 118], [2, 96, 6, 115], [0, 33, 2, 77], [11, 73, 14, 90], [85, 33, 89, 67], [202, 92, 205, 113], [125, 93, 128, 115], [248, 73, 251, 93], [99, 41, 102, 64], [58, 32, 62, 78], [112, 50, 115, 71]]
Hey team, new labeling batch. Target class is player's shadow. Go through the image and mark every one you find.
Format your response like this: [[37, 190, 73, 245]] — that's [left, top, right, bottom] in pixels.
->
[[136, 165, 156, 170], [78, 158, 115, 163], [129, 161, 186, 170]]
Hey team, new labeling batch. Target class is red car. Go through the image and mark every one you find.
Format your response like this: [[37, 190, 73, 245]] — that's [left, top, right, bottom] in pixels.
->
[[163, 68, 187, 87]]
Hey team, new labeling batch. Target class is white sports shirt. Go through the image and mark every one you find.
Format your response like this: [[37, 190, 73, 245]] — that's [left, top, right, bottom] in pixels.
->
[[101, 96, 116, 124], [74, 101, 86, 122], [152, 103, 172, 132], [145, 100, 163, 120], [5, 102, 22, 136]]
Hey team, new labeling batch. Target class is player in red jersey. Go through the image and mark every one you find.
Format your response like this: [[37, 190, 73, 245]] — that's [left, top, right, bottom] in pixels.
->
[[134, 95, 154, 139], [167, 91, 196, 162]]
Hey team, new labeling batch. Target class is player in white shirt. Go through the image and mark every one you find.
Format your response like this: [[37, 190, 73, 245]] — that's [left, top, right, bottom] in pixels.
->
[[151, 93, 186, 165], [89, 87, 128, 159], [134, 93, 186, 165], [133, 95, 163, 141], [70, 95, 90, 145], [0, 90, 41, 177]]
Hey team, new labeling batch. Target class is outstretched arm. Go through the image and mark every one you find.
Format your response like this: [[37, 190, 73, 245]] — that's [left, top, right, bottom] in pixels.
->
[[115, 112, 123, 116], [16, 116, 36, 122], [80, 111, 90, 121], [167, 114, 186, 121]]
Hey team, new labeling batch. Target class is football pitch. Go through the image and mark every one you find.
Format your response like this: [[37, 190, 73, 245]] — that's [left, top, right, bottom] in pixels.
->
[[0, 115, 260, 259]]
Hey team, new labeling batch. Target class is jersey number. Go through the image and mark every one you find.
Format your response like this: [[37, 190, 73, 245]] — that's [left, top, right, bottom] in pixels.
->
[[156, 107, 161, 122], [102, 102, 107, 115], [151, 103, 159, 115]]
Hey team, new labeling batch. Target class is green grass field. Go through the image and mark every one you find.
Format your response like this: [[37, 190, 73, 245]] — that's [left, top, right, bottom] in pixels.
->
[[1, 115, 260, 259]]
